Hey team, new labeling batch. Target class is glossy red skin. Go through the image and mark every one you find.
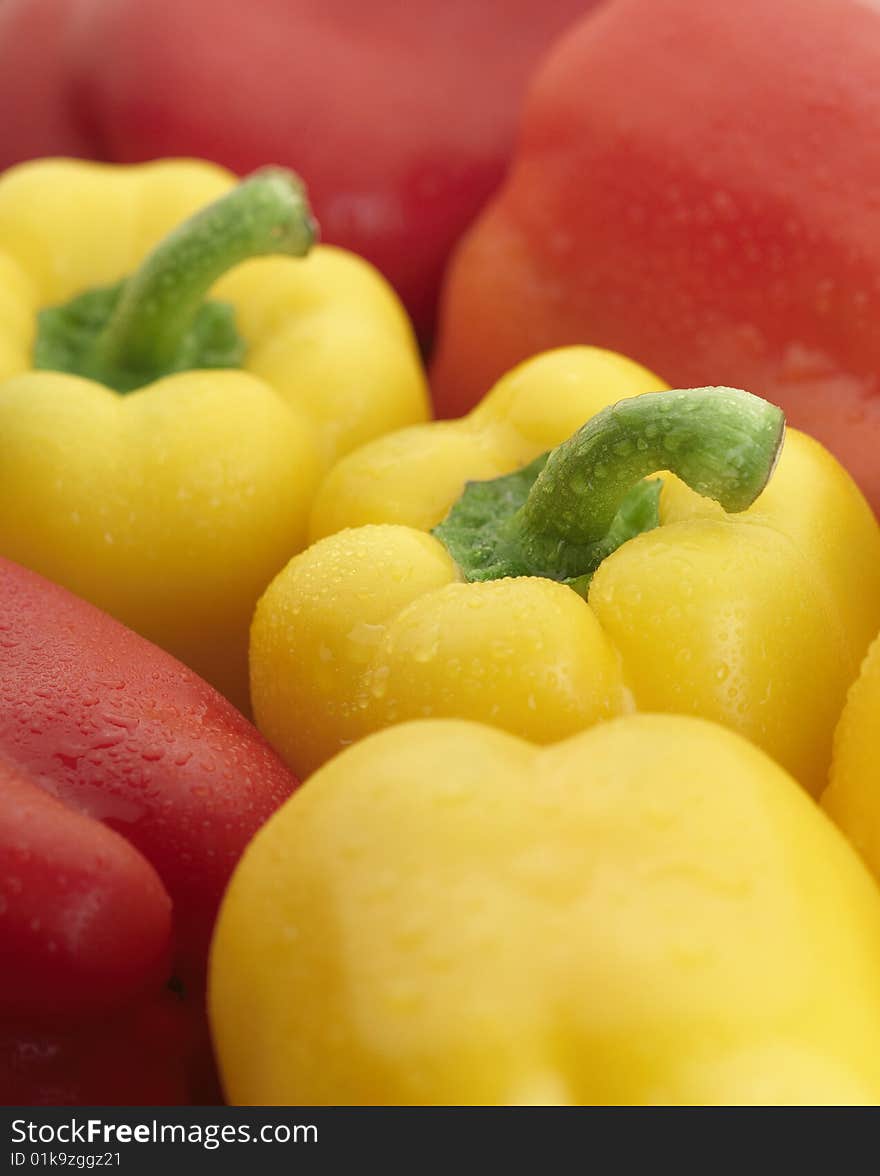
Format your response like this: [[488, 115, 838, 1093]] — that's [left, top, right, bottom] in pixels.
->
[[431, 0, 880, 513], [0, 557, 298, 1104], [0, 0, 598, 340], [0, 997, 202, 1106], [0, 763, 171, 1017]]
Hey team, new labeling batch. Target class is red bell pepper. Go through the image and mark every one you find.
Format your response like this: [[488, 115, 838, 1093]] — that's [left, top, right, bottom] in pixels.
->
[[0, 0, 598, 340], [431, 0, 880, 513], [0, 557, 298, 1105]]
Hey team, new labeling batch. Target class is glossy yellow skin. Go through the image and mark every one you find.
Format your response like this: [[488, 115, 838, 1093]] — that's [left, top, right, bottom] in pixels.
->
[[822, 631, 880, 879], [210, 714, 880, 1106], [0, 159, 428, 709], [252, 349, 880, 790], [309, 344, 667, 539]]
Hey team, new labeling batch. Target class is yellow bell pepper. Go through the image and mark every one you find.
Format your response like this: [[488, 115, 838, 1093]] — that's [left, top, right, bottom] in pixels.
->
[[209, 714, 880, 1106], [0, 159, 428, 710], [251, 348, 880, 791], [822, 630, 880, 879]]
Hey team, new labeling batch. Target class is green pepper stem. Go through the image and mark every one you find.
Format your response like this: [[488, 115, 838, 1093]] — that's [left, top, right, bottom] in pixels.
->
[[94, 168, 316, 379], [499, 386, 785, 581]]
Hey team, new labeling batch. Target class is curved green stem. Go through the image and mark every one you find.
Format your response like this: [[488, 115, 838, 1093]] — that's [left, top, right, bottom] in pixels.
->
[[96, 168, 315, 377], [34, 167, 317, 392], [433, 387, 786, 592], [503, 386, 784, 580]]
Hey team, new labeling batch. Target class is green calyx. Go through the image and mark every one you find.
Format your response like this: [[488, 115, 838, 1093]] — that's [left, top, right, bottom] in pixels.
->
[[33, 167, 317, 393], [433, 386, 786, 598]]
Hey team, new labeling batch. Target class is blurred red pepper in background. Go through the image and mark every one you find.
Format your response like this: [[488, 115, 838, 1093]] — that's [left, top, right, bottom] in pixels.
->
[[431, 0, 880, 514], [0, 558, 298, 1104], [0, 0, 599, 341]]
